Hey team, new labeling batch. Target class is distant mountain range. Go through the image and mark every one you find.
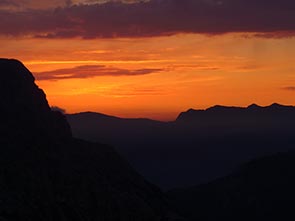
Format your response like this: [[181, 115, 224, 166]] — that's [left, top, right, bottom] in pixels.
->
[[67, 103, 295, 189], [0, 59, 182, 220]]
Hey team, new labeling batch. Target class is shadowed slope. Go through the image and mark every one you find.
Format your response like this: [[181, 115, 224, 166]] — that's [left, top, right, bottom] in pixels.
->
[[167, 152, 295, 220], [0, 59, 182, 221]]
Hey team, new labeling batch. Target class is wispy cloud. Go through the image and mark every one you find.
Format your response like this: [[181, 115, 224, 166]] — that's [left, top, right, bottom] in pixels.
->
[[34, 65, 163, 80], [26, 59, 174, 65], [107, 87, 167, 98]]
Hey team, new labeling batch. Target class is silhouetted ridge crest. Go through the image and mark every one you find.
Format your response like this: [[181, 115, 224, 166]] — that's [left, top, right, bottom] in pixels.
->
[[247, 103, 261, 110], [0, 58, 71, 140], [176, 103, 295, 122], [0, 59, 48, 112]]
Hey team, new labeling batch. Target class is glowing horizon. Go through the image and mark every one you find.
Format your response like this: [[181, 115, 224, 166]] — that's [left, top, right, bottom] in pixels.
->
[[2, 1, 295, 120]]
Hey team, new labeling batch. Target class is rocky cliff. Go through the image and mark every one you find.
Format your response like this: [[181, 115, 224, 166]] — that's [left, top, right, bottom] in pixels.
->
[[0, 59, 181, 221]]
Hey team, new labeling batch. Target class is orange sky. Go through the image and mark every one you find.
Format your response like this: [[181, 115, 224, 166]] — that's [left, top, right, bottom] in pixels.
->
[[1, 33, 295, 120]]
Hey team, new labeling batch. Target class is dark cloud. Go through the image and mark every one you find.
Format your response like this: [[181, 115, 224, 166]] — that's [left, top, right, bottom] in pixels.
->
[[34, 65, 163, 80], [51, 106, 66, 114], [282, 86, 295, 91], [1, 0, 295, 38], [0, 0, 19, 7], [0, 0, 14, 5], [0, 0, 71, 10], [82, 0, 148, 4]]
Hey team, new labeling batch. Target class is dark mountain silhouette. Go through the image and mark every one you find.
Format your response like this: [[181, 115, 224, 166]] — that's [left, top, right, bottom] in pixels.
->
[[0, 59, 183, 221], [167, 151, 295, 220], [0, 58, 72, 142], [177, 103, 295, 133], [67, 103, 295, 189], [67, 112, 166, 147]]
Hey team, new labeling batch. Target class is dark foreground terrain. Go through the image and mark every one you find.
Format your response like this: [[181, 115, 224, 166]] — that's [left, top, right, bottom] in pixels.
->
[[168, 152, 295, 220], [0, 58, 182, 221]]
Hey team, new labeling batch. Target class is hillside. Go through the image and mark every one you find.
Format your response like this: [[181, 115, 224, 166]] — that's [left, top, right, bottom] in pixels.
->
[[0, 58, 182, 221], [167, 152, 295, 220]]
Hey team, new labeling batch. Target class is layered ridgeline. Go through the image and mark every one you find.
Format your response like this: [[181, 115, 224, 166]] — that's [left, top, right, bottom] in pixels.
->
[[68, 103, 295, 189], [0, 59, 182, 221]]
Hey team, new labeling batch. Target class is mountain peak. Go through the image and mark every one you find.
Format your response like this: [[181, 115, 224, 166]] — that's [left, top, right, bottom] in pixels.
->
[[206, 105, 239, 111], [0, 58, 49, 111], [269, 103, 285, 108], [247, 103, 261, 109], [0, 58, 71, 141]]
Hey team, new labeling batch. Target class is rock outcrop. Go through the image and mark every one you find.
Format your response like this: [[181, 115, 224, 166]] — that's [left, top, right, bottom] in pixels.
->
[[0, 59, 181, 221], [0, 58, 71, 141]]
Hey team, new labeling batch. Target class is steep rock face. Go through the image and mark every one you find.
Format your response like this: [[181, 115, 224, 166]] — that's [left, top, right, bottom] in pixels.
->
[[0, 59, 181, 221], [0, 59, 71, 141]]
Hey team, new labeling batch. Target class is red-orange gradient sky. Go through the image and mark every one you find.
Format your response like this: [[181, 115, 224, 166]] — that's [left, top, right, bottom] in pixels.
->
[[1, 0, 295, 120]]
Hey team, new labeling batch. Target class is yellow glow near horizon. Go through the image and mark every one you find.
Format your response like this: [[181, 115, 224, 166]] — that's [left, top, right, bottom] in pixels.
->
[[1, 33, 295, 120]]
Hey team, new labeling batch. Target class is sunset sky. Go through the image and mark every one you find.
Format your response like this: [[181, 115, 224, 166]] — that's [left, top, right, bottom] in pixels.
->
[[1, 0, 295, 120]]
